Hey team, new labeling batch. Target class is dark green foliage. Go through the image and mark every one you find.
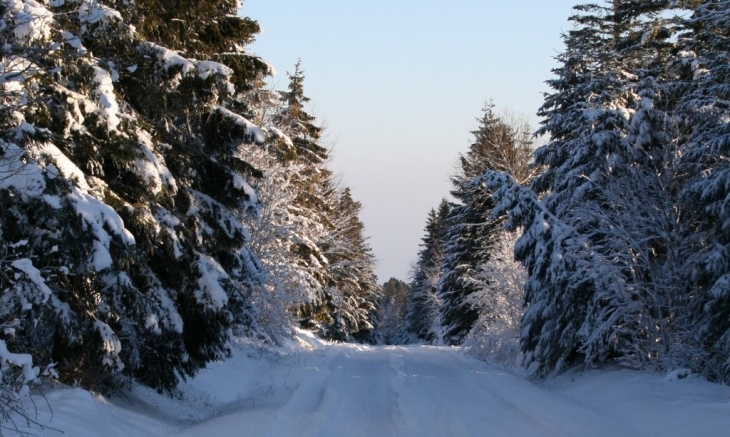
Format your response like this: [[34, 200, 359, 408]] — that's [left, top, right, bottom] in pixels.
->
[[402, 200, 450, 343], [0, 0, 272, 393], [438, 105, 530, 345], [319, 188, 381, 343], [675, 0, 730, 383], [0, 0, 380, 402], [485, 0, 730, 382], [437, 191, 497, 345]]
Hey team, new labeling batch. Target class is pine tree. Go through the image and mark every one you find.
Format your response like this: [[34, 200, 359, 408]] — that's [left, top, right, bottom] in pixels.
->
[[401, 200, 450, 343], [378, 278, 410, 345], [319, 187, 381, 343], [0, 0, 271, 392], [675, 0, 730, 383], [485, 1, 688, 377], [438, 104, 530, 345]]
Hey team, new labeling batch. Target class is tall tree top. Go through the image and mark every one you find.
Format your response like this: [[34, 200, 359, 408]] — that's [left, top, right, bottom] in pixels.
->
[[275, 60, 328, 165]]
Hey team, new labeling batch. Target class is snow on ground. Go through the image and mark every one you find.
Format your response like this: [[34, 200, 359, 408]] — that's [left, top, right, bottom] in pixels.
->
[[4, 388, 174, 437], [7, 330, 730, 436]]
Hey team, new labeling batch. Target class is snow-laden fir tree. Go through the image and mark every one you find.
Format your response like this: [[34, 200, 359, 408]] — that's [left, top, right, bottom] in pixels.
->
[[437, 183, 495, 346], [438, 103, 532, 345], [521, 2, 668, 377], [484, 1, 694, 378], [265, 62, 336, 330], [401, 200, 450, 344], [274, 60, 328, 167], [462, 230, 526, 367], [319, 186, 381, 343], [0, 0, 272, 392], [233, 141, 313, 344], [242, 61, 380, 343], [675, 0, 730, 383], [378, 278, 409, 345]]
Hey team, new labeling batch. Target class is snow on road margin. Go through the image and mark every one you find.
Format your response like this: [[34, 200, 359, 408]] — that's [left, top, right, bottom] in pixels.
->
[[7, 387, 174, 437], [548, 366, 730, 437]]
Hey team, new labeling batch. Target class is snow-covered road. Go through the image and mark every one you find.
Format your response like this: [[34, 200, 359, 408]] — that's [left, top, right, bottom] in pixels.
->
[[171, 344, 679, 437], [11, 335, 730, 436]]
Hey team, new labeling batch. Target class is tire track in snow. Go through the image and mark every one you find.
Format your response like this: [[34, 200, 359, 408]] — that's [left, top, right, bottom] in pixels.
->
[[173, 348, 341, 437], [383, 346, 633, 437], [451, 351, 641, 437], [174, 344, 644, 437], [298, 346, 408, 436]]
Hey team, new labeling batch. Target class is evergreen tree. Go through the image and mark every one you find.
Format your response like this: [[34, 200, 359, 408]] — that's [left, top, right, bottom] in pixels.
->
[[463, 230, 526, 367], [242, 59, 380, 344], [485, 1, 691, 378], [522, 2, 666, 377], [437, 187, 495, 346], [274, 60, 328, 166], [469, 104, 535, 185], [676, 0, 730, 383], [401, 200, 450, 343], [438, 104, 530, 345], [268, 62, 334, 331], [378, 278, 409, 345], [319, 187, 381, 343], [233, 141, 312, 344], [0, 0, 271, 392]]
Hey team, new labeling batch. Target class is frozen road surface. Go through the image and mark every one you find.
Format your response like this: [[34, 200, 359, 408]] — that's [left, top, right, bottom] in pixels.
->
[[12, 333, 729, 436], [169, 341, 728, 437]]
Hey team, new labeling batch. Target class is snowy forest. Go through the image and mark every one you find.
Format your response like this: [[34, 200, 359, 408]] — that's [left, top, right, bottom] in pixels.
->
[[402, 0, 730, 384], [1, 0, 730, 430], [0, 0, 382, 402]]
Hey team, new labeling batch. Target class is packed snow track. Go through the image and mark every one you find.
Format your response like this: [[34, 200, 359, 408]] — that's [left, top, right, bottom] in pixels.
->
[[10, 338, 730, 436], [171, 344, 684, 437]]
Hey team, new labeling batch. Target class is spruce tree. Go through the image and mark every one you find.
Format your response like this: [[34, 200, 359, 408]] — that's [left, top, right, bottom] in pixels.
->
[[437, 186, 495, 346], [378, 278, 409, 344], [233, 141, 311, 344], [274, 60, 328, 166], [463, 229, 526, 366], [0, 0, 271, 392], [438, 104, 529, 345], [676, 0, 730, 383], [268, 62, 334, 330], [402, 200, 450, 343], [522, 2, 661, 377], [319, 187, 381, 342], [484, 1, 690, 377]]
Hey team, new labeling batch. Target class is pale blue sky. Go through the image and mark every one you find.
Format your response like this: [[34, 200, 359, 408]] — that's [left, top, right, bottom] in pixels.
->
[[242, 1, 579, 282]]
